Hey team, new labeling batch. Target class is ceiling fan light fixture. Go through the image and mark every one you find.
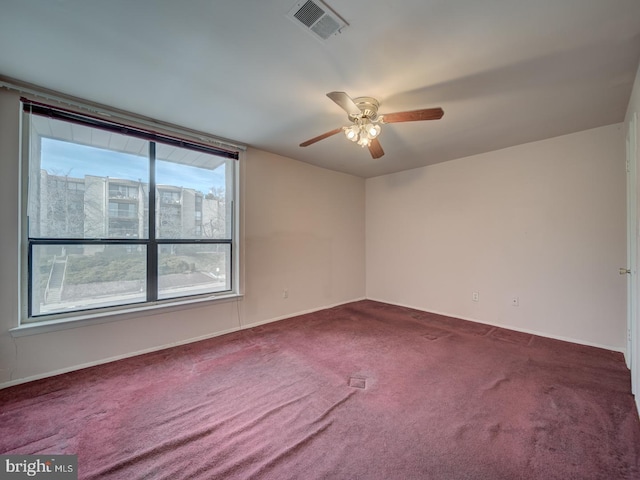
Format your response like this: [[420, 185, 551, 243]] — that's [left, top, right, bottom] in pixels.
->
[[357, 135, 371, 147], [344, 124, 360, 141], [343, 119, 381, 147], [367, 123, 381, 138]]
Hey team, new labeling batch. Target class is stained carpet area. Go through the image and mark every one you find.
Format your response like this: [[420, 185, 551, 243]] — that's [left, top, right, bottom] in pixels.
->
[[1, 300, 639, 479]]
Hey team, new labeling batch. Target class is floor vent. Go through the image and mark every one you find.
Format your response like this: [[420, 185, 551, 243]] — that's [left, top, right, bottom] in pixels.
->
[[287, 0, 348, 41], [348, 377, 367, 389]]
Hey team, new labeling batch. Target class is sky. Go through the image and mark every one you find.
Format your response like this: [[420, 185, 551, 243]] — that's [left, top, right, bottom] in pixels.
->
[[41, 138, 226, 195]]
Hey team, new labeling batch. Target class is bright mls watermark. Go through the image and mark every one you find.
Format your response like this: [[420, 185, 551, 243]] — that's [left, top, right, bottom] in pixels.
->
[[0, 456, 77, 479]]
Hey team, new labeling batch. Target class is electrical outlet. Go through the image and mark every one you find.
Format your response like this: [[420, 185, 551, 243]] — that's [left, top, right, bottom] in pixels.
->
[[511, 297, 519, 307], [282, 288, 288, 299], [472, 291, 479, 302]]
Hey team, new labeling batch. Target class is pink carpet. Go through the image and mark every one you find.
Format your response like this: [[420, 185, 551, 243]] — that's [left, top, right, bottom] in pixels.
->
[[1, 300, 639, 479]]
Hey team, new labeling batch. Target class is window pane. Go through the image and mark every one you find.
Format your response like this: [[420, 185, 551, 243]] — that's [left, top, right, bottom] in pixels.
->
[[31, 244, 147, 316], [23, 105, 239, 322], [157, 244, 230, 299], [27, 115, 149, 239], [156, 143, 233, 240]]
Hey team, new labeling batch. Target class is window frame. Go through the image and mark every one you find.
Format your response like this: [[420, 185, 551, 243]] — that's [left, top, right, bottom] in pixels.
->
[[19, 99, 243, 326]]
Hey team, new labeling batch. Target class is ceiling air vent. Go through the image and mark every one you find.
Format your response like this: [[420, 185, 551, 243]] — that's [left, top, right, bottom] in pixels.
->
[[287, 0, 348, 41]]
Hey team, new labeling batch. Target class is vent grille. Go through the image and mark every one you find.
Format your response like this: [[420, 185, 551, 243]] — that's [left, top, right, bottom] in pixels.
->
[[311, 14, 340, 39], [287, 0, 348, 41], [294, 0, 324, 27]]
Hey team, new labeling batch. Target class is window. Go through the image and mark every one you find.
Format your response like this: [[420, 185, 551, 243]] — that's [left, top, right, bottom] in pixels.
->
[[22, 100, 240, 321], [109, 201, 137, 218]]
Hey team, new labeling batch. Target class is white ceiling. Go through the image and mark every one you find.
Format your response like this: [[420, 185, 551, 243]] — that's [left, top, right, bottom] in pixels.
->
[[1, 0, 640, 178]]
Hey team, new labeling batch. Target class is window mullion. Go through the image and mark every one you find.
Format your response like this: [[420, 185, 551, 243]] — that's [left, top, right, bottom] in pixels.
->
[[147, 142, 158, 302]]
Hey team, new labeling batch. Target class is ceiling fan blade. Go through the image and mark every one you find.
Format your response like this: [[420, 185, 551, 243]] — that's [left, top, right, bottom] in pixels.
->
[[382, 107, 444, 123], [327, 91, 362, 117], [299, 127, 343, 147], [368, 138, 384, 159]]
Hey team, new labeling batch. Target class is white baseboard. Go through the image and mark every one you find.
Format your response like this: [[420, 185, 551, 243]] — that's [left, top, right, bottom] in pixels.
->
[[365, 297, 626, 354], [3, 295, 623, 390], [0, 326, 241, 390], [0, 297, 367, 390], [240, 297, 367, 329]]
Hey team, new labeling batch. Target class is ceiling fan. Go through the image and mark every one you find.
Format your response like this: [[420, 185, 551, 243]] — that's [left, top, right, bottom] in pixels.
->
[[299, 91, 444, 159]]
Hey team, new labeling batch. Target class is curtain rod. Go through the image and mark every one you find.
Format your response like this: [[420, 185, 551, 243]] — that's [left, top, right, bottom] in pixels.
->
[[0, 76, 247, 152]]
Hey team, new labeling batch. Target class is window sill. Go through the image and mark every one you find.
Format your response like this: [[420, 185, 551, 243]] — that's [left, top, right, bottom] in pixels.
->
[[10, 293, 244, 337]]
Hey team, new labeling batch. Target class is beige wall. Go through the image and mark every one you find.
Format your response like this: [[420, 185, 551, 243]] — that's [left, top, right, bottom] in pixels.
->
[[244, 149, 366, 323], [0, 89, 366, 386], [366, 124, 627, 350]]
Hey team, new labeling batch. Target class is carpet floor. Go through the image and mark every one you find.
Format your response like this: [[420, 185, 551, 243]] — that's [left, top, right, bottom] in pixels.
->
[[1, 300, 639, 479]]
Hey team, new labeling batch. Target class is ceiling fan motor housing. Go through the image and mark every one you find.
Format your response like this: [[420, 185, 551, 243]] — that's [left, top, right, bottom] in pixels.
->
[[349, 97, 380, 122]]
